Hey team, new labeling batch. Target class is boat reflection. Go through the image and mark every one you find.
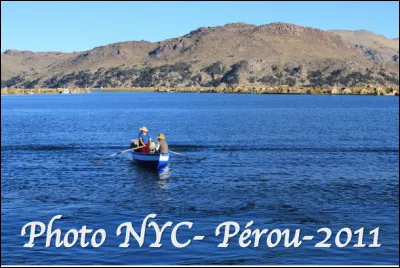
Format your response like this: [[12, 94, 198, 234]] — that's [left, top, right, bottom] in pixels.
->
[[126, 162, 172, 204], [157, 165, 171, 180], [131, 162, 171, 181]]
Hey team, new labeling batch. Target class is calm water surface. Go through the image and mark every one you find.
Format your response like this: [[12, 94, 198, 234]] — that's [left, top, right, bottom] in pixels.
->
[[1, 93, 399, 265]]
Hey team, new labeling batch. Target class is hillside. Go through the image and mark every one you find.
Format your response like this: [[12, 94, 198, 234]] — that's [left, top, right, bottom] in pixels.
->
[[329, 30, 399, 63], [1, 22, 399, 89], [1, 50, 76, 79]]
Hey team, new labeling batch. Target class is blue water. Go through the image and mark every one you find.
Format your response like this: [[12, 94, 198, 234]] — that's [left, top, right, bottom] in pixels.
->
[[1, 93, 399, 265]]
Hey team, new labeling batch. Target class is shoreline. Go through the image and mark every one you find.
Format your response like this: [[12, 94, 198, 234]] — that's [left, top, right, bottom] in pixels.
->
[[1, 86, 399, 96]]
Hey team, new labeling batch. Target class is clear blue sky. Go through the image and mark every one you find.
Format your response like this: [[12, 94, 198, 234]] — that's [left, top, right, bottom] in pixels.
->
[[1, 1, 399, 52]]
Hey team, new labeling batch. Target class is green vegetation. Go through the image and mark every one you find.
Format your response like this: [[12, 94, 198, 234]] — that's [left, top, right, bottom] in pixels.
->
[[2, 60, 398, 90], [202, 61, 227, 78], [304, 69, 394, 87], [378, 71, 399, 84], [220, 60, 249, 86], [284, 65, 303, 76], [1, 75, 25, 88], [258, 75, 279, 86], [339, 72, 372, 87], [22, 79, 40, 89], [285, 77, 296, 87]]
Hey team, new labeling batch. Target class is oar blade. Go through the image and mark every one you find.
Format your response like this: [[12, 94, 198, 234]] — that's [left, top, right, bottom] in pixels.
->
[[169, 150, 185, 156], [93, 146, 146, 164]]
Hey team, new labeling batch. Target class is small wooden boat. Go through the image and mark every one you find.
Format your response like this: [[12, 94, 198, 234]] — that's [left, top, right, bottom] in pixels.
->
[[131, 151, 170, 168]]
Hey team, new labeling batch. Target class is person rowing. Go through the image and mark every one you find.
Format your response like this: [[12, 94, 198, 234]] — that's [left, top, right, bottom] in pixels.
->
[[138, 126, 152, 153]]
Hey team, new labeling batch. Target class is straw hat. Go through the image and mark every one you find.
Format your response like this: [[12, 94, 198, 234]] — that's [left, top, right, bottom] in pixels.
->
[[139, 126, 148, 132], [157, 133, 165, 140]]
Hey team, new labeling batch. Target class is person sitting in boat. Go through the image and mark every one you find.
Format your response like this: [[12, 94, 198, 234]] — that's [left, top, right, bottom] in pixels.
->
[[138, 126, 152, 153], [155, 133, 168, 154], [130, 139, 141, 152], [150, 142, 157, 153], [130, 139, 138, 149]]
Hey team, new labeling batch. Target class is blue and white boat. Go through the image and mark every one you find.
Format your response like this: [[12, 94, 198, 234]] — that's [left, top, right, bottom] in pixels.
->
[[131, 152, 170, 168]]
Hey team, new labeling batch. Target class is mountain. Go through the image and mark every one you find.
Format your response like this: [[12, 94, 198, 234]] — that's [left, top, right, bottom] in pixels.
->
[[1, 50, 76, 79], [329, 30, 399, 63], [1, 22, 399, 89]]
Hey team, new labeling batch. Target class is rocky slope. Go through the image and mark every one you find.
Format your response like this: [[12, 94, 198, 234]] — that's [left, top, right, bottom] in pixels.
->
[[329, 30, 399, 63]]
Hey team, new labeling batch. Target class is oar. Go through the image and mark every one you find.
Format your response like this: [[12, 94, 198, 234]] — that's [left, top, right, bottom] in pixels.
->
[[168, 150, 207, 161], [168, 150, 185, 156], [94, 145, 146, 163]]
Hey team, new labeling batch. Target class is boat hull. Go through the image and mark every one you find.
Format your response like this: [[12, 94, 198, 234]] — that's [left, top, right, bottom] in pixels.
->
[[131, 152, 170, 168]]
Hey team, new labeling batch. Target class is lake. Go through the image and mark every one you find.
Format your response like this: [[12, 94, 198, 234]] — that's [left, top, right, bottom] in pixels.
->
[[1, 92, 399, 265]]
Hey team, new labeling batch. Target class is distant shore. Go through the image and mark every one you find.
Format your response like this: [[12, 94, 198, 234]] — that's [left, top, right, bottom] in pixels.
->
[[1, 86, 399, 96], [0, 88, 91, 95]]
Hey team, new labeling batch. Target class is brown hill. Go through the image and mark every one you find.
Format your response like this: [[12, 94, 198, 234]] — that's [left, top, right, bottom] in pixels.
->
[[1, 50, 76, 79], [2, 22, 399, 89], [329, 30, 399, 63]]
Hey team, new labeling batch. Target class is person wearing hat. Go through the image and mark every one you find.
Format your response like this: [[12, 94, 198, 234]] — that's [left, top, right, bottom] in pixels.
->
[[138, 126, 152, 153], [155, 133, 169, 154]]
